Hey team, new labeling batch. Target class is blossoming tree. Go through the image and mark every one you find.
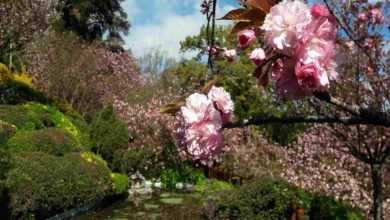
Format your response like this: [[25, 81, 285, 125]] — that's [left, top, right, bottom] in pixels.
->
[[162, 0, 389, 219]]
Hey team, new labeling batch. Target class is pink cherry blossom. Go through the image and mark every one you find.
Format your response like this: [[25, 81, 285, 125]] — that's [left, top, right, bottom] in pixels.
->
[[262, 0, 312, 55], [208, 86, 234, 123], [249, 48, 266, 66], [369, 8, 383, 24], [180, 93, 222, 127], [310, 3, 330, 18], [237, 29, 256, 50], [276, 59, 312, 99], [305, 16, 337, 45], [295, 62, 321, 91], [222, 49, 237, 62], [358, 12, 367, 22], [185, 122, 223, 159]]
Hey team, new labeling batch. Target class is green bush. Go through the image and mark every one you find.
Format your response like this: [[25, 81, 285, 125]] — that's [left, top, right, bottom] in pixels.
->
[[6, 128, 80, 156], [111, 173, 129, 195], [6, 152, 112, 219], [161, 169, 181, 188], [0, 105, 41, 131], [90, 105, 128, 169], [0, 120, 17, 144], [309, 194, 364, 220], [218, 176, 311, 220], [0, 103, 82, 137], [215, 176, 364, 220]]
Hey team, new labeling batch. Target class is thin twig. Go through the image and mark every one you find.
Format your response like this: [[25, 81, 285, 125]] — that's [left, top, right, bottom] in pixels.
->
[[223, 115, 390, 129]]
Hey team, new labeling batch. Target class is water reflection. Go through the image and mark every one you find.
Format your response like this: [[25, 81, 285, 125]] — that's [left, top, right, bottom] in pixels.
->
[[74, 193, 203, 220]]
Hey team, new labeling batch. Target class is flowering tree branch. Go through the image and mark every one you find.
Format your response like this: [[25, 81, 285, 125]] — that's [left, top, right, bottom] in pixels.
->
[[223, 115, 390, 129]]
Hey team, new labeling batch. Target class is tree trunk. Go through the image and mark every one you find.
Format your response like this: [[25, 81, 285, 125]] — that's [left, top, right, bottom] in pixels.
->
[[371, 163, 383, 220]]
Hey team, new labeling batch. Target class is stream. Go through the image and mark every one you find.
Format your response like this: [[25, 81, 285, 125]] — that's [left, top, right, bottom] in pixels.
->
[[74, 192, 204, 220]]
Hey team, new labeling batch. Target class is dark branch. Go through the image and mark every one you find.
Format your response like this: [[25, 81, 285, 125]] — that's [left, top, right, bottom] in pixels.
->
[[223, 115, 390, 129]]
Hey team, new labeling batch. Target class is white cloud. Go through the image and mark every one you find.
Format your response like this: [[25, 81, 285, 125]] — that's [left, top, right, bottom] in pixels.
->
[[121, 0, 141, 22], [123, 1, 234, 60]]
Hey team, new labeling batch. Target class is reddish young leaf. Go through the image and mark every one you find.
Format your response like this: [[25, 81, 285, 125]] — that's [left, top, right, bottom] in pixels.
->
[[159, 102, 185, 115], [200, 79, 217, 94]]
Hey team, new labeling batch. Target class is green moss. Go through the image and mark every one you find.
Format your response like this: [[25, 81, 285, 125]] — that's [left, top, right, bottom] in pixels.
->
[[6, 128, 80, 156], [110, 173, 129, 195], [6, 152, 112, 219]]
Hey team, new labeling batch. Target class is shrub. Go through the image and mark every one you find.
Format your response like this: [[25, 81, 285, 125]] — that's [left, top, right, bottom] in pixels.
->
[[309, 194, 364, 220], [89, 105, 128, 169], [0, 105, 41, 131], [6, 128, 80, 156], [215, 176, 364, 220], [111, 173, 129, 195], [218, 176, 311, 220], [195, 179, 234, 202], [161, 169, 181, 188], [0, 64, 47, 105], [6, 152, 112, 219], [0, 103, 82, 137], [0, 120, 17, 144], [24, 103, 81, 138]]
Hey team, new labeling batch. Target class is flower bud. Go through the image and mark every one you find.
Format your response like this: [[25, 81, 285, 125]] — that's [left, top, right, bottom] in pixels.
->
[[249, 48, 266, 66], [237, 29, 256, 50]]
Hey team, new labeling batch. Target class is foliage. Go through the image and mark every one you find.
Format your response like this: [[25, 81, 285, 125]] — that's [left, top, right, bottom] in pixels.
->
[[6, 152, 112, 219], [90, 105, 128, 169], [0, 143, 11, 199], [161, 169, 181, 189], [57, 0, 130, 43], [110, 173, 129, 195], [24, 103, 81, 138], [24, 31, 142, 120], [217, 176, 311, 220], [0, 103, 88, 145], [0, 120, 17, 144], [6, 128, 80, 156], [309, 194, 364, 220], [113, 89, 185, 178], [0, 0, 59, 66], [194, 179, 234, 201]]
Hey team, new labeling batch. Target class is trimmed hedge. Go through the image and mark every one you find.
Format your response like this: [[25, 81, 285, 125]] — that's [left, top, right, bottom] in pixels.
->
[[0, 120, 17, 144], [6, 128, 80, 156], [216, 176, 364, 220], [6, 152, 113, 219]]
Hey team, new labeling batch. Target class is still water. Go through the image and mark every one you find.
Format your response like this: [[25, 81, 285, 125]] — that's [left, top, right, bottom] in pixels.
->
[[74, 193, 203, 220]]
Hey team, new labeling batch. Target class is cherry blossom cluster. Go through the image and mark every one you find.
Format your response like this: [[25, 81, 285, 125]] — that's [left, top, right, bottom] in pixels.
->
[[174, 86, 234, 160], [222, 1, 345, 99]]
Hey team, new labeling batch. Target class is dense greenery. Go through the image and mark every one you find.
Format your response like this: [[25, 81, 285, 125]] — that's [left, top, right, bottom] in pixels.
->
[[6, 152, 113, 219], [58, 0, 130, 43], [111, 173, 129, 195], [89, 105, 128, 169], [215, 176, 364, 220], [6, 128, 80, 156]]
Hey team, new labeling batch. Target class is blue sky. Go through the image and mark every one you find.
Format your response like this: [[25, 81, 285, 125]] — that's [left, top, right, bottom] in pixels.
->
[[121, 0, 388, 60], [121, 0, 239, 59]]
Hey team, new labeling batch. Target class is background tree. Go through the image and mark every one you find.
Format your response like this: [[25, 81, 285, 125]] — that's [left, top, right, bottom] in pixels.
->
[[166, 1, 389, 219], [0, 0, 59, 70], [58, 0, 130, 43]]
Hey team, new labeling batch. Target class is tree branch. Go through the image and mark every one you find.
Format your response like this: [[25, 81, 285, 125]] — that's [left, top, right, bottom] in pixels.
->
[[223, 115, 390, 129]]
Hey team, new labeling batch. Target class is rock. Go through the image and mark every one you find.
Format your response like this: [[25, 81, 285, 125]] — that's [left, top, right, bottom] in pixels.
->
[[175, 182, 184, 190]]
